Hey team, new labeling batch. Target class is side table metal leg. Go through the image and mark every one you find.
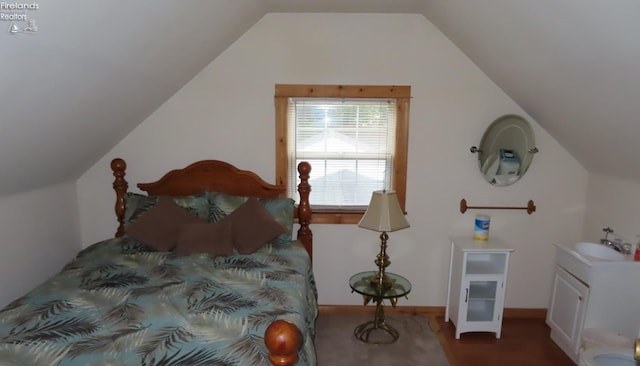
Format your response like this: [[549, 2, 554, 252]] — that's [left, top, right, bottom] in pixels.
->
[[353, 297, 399, 344]]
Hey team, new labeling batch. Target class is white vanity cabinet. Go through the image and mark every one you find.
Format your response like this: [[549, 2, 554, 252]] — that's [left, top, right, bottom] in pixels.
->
[[445, 237, 514, 339], [548, 243, 640, 363], [547, 265, 589, 360]]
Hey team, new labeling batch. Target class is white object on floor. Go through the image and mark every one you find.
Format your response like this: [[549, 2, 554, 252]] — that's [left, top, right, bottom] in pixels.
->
[[582, 329, 633, 350], [578, 347, 636, 366], [578, 329, 635, 366]]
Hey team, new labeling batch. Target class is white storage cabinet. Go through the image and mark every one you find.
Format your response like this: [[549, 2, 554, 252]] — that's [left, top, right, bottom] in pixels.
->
[[445, 237, 514, 339]]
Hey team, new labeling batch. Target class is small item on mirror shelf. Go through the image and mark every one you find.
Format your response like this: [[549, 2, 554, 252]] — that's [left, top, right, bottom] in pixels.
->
[[634, 247, 640, 261], [473, 114, 538, 187], [497, 149, 520, 176], [473, 214, 490, 241]]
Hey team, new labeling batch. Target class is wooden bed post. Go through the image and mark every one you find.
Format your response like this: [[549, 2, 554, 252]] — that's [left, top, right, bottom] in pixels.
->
[[296, 161, 312, 260], [265, 320, 302, 366], [111, 158, 128, 238]]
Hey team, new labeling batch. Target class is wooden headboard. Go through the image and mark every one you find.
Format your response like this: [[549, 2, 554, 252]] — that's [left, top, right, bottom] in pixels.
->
[[110, 158, 313, 257]]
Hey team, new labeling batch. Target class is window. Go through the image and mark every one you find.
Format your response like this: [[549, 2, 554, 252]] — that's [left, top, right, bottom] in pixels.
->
[[275, 84, 410, 224]]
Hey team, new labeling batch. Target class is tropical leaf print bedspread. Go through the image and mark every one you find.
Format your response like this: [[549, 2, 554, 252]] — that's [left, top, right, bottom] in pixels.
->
[[0, 238, 318, 365]]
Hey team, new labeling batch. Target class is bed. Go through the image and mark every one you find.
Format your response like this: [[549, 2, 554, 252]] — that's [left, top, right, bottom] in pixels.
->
[[0, 158, 316, 366]]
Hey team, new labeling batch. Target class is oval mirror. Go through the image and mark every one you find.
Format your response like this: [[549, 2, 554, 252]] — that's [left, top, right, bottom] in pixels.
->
[[472, 114, 538, 186]]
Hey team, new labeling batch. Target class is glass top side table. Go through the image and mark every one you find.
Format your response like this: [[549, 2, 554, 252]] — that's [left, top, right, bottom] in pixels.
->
[[349, 271, 411, 344]]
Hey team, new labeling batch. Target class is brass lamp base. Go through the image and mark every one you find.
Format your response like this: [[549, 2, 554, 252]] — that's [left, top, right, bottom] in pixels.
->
[[369, 231, 393, 290], [367, 273, 395, 290]]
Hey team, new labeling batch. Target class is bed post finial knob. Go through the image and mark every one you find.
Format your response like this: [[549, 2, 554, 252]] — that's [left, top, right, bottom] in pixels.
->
[[297, 161, 311, 176], [265, 320, 302, 366], [111, 158, 126, 173]]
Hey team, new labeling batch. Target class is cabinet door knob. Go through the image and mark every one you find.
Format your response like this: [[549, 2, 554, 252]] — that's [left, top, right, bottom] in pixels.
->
[[578, 296, 582, 301], [465, 288, 469, 302]]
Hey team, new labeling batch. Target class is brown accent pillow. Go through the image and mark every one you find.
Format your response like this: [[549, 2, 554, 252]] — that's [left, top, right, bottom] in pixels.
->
[[126, 196, 205, 251], [175, 220, 234, 257], [227, 197, 287, 254]]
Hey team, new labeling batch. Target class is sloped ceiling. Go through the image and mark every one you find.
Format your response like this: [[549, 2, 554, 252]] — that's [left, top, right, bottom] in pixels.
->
[[1, 0, 639, 197], [0, 0, 267, 196]]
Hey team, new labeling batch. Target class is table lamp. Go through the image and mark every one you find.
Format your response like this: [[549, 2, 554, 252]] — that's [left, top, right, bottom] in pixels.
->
[[358, 190, 409, 289]]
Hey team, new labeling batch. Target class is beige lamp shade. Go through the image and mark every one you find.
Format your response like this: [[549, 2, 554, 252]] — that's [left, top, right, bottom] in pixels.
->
[[358, 190, 409, 232]]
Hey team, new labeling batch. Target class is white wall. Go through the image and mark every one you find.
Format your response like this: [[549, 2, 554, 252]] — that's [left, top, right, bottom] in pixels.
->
[[584, 173, 640, 246], [78, 13, 587, 308], [0, 181, 81, 306]]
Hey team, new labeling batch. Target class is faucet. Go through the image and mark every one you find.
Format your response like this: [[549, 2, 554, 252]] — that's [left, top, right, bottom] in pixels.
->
[[600, 227, 625, 253], [600, 227, 614, 245]]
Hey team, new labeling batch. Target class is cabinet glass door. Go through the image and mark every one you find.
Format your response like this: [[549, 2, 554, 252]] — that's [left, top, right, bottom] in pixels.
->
[[464, 279, 501, 322]]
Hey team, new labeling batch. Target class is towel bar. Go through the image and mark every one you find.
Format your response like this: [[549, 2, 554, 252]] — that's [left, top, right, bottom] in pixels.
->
[[459, 198, 536, 214]]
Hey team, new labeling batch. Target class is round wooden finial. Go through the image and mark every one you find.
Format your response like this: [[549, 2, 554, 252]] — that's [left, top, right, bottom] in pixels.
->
[[265, 320, 301, 366], [297, 161, 311, 176], [111, 158, 126, 172]]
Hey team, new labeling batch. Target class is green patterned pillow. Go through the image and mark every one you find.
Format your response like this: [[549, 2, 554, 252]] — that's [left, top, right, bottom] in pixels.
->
[[123, 193, 210, 228], [207, 192, 294, 245]]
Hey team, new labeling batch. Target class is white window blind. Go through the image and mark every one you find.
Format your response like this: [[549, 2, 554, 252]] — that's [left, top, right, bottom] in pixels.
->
[[287, 98, 397, 209]]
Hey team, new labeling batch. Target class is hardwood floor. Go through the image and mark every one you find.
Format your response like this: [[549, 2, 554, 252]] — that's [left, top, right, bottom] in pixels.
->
[[318, 306, 576, 365], [432, 315, 575, 366]]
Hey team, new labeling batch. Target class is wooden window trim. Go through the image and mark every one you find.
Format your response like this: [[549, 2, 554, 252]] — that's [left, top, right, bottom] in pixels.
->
[[275, 84, 410, 224]]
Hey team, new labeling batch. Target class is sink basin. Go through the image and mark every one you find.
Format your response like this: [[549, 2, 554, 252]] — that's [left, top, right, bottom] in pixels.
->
[[575, 242, 625, 261]]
